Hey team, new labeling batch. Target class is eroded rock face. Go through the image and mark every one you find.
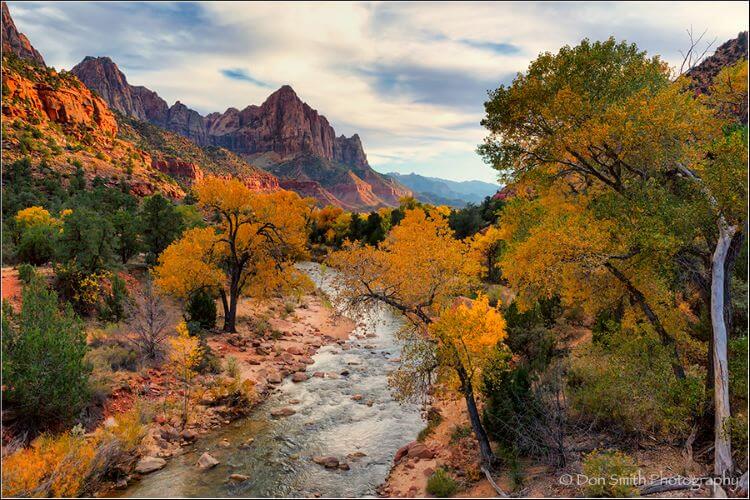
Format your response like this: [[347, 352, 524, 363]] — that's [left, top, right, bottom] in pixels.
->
[[685, 31, 748, 124], [2, 71, 117, 137], [70, 56, 147, 120], [1, 2, 45, 65], [686, 32, 748, 96], [152, 157, 204, 183]]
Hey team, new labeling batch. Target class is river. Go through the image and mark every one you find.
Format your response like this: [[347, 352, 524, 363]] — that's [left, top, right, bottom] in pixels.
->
[[119, 262, 424, 497]]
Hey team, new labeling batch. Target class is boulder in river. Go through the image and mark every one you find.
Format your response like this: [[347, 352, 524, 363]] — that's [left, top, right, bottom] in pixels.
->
[[228, 473, 250, 482], [270, 407, 296, 417], [135, 456, 166, 474], [312, 456, 340, 468], [292, 372, 308, 382], [197, 452, 219, 470]]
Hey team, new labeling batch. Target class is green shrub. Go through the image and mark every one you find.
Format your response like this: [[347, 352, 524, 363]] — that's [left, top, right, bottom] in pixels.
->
[[582, 450, 638, 497], [225, 356, 240, 379], [17, 263, 37, 284], [417, 407, 443, 442], [53, 263, 107, 316], [284, 301, 296, 315], [449, 424, 472, 444], [86, 344, 139, 372], [426, 468, 458, 497], [568, 327, 705, 439], [1, 279, 90, 431], [99, 274, 129, 322], [186, 289, 217, 330], [16, 224, 57, 265]]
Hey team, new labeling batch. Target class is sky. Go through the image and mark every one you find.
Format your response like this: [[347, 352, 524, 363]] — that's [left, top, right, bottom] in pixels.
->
[[8, 1, 748, 183]]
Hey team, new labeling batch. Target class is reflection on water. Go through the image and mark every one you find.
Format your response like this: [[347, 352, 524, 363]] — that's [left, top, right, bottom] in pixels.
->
[[120, 263, 424, 498]]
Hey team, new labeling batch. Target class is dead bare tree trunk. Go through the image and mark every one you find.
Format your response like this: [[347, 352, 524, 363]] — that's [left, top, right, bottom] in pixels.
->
[[711, 221, 735, 476]]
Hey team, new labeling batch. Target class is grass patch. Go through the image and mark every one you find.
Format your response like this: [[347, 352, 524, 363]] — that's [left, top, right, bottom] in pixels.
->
[[417, 408, 443, 442], [426, 468, 458, 497]]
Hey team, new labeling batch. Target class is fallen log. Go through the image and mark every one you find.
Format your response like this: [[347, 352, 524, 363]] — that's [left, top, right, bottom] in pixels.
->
[[481, 465, 509, 498]]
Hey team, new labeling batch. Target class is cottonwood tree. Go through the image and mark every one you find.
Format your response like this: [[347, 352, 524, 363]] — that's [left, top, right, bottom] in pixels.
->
[[479, 38, 747, 474], [331, 208, 506, 467], [154, 176, 312, 332]]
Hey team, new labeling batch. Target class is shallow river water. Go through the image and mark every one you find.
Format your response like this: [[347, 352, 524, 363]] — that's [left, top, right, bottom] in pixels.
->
[[120, 262, 424, 498]]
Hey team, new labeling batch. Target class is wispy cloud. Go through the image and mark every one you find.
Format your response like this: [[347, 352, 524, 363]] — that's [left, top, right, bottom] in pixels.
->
[[7, 1, 748, 182], [220, 68, 272, 88]]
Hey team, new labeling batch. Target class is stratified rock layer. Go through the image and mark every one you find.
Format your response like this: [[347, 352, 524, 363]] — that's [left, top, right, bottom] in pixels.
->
[[72, 57, 411, 209]]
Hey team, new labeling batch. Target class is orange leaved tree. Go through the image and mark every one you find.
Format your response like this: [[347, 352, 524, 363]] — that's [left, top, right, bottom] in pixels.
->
[[154, 176, 313, 332], [331, 208, 506, 466]]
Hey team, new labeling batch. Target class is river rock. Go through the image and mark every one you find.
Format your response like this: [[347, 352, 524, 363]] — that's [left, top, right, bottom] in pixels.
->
[[394, 443, 411, 462], [347, 451, 367, 460], [313, 371, 325, 378], [407, 443, 434, 460], [228, 473, 250, 482], [338, 462, 350, 471], [287, 345, 306, 356], [351, 394, 363, 401], [300, 356, 315, 364], [270, 407, 296, 417], [219, 438, 231, 448], [267, 372, 282, 384], [238, 437, 255, 449], [197, 452, 219, 470], [135, 456, 166, 474], [313, 456, 340, 468], [181, 429, 197, 442], [292, 372, 308, 382]]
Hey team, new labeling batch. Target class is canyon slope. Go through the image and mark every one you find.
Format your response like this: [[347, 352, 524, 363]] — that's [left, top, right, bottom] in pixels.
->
[[1, 2, 276, 198], [71, 57, 410, 210]]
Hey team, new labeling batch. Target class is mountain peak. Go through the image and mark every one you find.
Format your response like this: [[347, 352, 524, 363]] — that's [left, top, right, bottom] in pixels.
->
[[2, 1, 45, 65]]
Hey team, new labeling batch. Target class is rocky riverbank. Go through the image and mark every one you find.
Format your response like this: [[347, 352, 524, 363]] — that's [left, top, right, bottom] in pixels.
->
[[105, 288, 355, 493]]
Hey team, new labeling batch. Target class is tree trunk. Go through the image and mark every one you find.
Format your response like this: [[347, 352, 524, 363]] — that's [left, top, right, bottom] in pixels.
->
[[223, 289, 238, 333], [723, 231, 745, 337], [219, 289, 232, 332], [456, 364, 496, 466], [604, 262, 686, 380], [711, 222, 735, 476]]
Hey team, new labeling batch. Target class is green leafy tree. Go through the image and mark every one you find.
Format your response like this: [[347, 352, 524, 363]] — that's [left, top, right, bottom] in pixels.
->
[[16, 223, 57, 265], [1, 278, 90, 431], [140, 194, 184, 265], [58, 207, 114, 273], [111, 208, 142, 264]]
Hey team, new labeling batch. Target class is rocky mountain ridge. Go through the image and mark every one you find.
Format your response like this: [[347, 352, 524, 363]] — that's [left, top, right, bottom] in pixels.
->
[[70, 56, 410, 209], [1, 2, 44, 65]]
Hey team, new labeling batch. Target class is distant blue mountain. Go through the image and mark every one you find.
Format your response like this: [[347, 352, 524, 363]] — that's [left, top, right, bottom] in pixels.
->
[[387, 172, 499, 207]]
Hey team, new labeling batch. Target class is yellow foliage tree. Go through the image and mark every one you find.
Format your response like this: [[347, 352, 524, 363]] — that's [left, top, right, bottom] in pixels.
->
[[14, 206, 60, 235], [154, 176, 314, 332], [331, 209, 504, 465], [480, 39, 747, 475], [169, 321, 203, 427], [470, 225, 504, 282]]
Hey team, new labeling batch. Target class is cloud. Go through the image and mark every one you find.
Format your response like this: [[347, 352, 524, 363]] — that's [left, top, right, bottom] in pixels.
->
[[220, 68, 272, 88], [7, 1, 748, 183]]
